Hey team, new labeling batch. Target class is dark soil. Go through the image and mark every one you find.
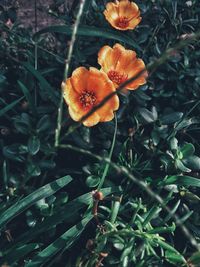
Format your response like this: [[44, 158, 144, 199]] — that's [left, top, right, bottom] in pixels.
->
[[2, 0, 74, 29]]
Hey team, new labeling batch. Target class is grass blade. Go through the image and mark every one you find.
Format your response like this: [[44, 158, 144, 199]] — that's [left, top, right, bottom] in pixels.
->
[[4, 186, 121, 249], [0, 97, 24, 117], [33, 25, 140, 50], [163, 175, 200, 187], [25, 215, 93, 267], [0, 175, 72, 230], [1, 244, 40, 266], [18, 80, 37, 113], [22, 62, 59, 105]]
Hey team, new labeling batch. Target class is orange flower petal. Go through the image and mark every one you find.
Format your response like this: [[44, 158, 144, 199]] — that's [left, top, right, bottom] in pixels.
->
[[119, 0, 140, 18], [68, 106, 100, 127], [100, 111, 114, 122], [127, 16, 142, 30], [125, 59, 147, 90], [126, 75, 147, 90], [98, 45, 123, 73], [62, 79, 80, 111], [97, 97, 119, 121], [70, 67, 89, 93], [115, 49, 137, 72], [126, 58, 146, 78], [86, 67, 114, 99], [104, 2, 118, 21]]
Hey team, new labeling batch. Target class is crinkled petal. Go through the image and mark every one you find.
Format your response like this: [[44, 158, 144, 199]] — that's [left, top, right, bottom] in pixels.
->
[[126, 76, 147, 90], [62, 79, 81, 111], [98, 44, 123, 73], [127, 16, 142, 30], [104, 2, 119, 21], [97, 94, 119, 122], [87, 67, 115, 99], [119, 0, 140, 18], [70, 67, 89, 93], [115, 48, 137, 72], [68, 106, 100, 127], [126, 59, 146, 78]]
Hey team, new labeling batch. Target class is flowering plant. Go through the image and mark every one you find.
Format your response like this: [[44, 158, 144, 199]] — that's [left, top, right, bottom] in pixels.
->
[[0, 1, 200, 266]]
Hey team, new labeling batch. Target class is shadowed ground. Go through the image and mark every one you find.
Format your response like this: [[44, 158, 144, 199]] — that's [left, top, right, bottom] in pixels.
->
[[2, 0, 74, 28]]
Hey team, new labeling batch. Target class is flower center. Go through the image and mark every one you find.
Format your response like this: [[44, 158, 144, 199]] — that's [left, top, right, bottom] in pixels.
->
[[108, 70, 128, 85], [79, 90, 97, 108], [116, 16, 129, 28]]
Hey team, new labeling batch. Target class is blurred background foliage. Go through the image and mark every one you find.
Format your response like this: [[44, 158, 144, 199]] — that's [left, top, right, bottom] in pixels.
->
[[0, 0, 200, 266]]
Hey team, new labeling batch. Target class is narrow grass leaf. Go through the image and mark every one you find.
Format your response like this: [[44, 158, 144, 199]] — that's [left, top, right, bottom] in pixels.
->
[[18, 80, 36, 113], [0, 175, 72, 229], [33, 25, 140, 50], [164, 175, 200, 187], [0, 97, 24, 117], [25, 215, 93, 267], [22, 62, 59, 105], [0, 244, 40, 266], [5, 186, 121, 248]]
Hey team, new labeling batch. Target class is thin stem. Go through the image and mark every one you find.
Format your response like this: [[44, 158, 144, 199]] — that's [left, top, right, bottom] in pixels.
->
[[97, 114, 118, 190], [55, 0, 87, 147]]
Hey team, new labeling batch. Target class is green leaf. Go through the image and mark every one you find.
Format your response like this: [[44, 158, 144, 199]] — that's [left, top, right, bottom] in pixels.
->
[[110, 199, 121, 224], [25, 215, 93, 267], [1, 244, 40, 266], [27, 162, 41, 177], [175, 159, 191, 172], [0, 97, 24, 117], [28, 136, 40, 155], [36, 115, 52, 133], [147, 223, 176, 234], [156, 239, 181, 254], [86, 175, 100, 187], [0, 175, 72, 230], [160, 112, 183, 125], [189, 251, 200, 265], [3, 144, 26, 162], [183, 156, 200, 170], [33, 25, 140, 50], [139, 108, 157, 123], [18, 80, 36, 113], [165, 251, 186, 264], [170, 137, 178, 150], [142, 205, 161, 227], [13, 113, 31, 134], [163, 175, 200, 188], [181, 143, 195, 157], [22, 62, 59, 105]]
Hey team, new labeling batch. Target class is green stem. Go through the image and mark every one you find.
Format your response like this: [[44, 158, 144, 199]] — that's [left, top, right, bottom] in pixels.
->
[[54, 0, 87, 147], [97, 114, 118, 190]]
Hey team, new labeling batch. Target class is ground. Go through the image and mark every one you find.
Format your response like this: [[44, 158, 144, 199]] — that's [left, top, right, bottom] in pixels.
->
[[3, 0, 74, 28]]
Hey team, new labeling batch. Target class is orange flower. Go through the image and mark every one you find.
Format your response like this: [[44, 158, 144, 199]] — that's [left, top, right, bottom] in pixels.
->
[[104, 0, 141, 31], [62, 67, 119, 127], [98, 43, 147, 90]]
